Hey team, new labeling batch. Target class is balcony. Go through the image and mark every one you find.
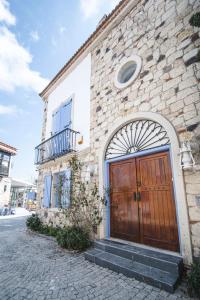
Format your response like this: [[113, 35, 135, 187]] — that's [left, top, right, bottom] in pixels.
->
[[0, 165, 9, 177], [35, 128, 79, 165]]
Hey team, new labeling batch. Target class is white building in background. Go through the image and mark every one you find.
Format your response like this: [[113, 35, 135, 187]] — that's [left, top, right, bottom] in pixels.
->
[[10, 178, 37, 208], [0, 141, 17, 207]]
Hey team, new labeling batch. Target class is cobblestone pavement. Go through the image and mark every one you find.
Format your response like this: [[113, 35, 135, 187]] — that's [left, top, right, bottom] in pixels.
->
[[0, 218, 195, 300]]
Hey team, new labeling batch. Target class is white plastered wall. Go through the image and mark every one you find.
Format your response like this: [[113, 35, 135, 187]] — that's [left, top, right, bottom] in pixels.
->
[[0, 177, 11, 207], [45, 53, 91, 151], [98, 111, 193, 265]]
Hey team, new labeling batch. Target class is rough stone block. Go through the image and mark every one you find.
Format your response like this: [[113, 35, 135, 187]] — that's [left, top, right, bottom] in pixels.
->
[[163, 77, 181, 92], [170, 100, 184, 112], [183, 48, 199, 63], [179, 77, 197, 91]]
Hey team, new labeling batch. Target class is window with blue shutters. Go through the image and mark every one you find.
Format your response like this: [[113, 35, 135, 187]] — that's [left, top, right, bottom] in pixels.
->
[[53, 169, 71, 208], [43, 175, 52, 208], [60, 99, 72, 130], [51, 98, 72, 135]]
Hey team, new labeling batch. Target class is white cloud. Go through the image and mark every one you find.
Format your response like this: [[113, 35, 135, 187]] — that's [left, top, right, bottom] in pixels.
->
[[0, 104, 28, 117], [80, 0, 120, 19], [59, 26, 67, 34], [0, 0, 49, 93], [30, 30, 39, 42], [80, 0, 102, 19], [0, 104, 18, 115], [0, 0, 15, 25]]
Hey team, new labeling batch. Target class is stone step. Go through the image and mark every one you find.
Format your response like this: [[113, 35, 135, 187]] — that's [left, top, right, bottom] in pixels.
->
[[85, 248, 180, 293], [94, 239, 183, 276]]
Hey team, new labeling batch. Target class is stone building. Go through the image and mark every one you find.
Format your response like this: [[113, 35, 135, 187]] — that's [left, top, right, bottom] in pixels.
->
[[36, 0, 200, 272]]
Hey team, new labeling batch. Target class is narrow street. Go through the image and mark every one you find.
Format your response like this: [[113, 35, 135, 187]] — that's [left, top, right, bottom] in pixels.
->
[[0, 218, 192, 300]]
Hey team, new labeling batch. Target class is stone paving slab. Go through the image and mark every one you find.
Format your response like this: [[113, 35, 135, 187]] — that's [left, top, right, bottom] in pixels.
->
[[0, 218, 196, 300]]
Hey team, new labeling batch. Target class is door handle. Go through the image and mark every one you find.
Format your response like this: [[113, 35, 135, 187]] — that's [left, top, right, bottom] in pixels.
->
[[137, 192, 141, 201], [133, 192, 137, 201]]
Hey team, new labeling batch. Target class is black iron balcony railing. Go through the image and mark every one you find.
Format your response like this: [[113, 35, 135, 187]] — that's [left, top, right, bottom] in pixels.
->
[[35, 127, 79, 165], [0, 165, 9, 176]]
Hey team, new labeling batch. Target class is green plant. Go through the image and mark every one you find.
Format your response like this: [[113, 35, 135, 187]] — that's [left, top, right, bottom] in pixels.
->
[[61, 155, 106, 236], [189, 12, 200, 63], [26, 214, 61, 237], [187, 261, 200, 298], [26, 214, 42, 231], [56, 226, 91, 251], [189, 12, 200, 27], [39, 225, 60, 237]]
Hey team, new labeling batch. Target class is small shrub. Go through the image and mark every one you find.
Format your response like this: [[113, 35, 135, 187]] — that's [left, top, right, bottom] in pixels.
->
[[26, 215, 61, 237], [56, 226, 91, 251], [41, 225, 60, 237], [187, 261, 200, 298], [26, 214, 42, 231]]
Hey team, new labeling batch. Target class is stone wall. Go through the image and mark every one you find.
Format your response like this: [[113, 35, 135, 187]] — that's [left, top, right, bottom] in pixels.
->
[[89, 0, 200, 257]]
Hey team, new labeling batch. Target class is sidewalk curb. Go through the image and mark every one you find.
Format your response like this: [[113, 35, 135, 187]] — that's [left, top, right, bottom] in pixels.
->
[[0, 215, 30, 220], [26, 229, 56, 242]]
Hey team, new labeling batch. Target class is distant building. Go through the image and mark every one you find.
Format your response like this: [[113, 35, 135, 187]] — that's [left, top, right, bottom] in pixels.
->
[[10, 179, 37, 208], [0, 141, 17, 207]]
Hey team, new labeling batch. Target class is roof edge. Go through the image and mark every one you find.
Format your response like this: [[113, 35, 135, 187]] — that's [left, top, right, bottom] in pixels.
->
[[0, 142, 17, 155]]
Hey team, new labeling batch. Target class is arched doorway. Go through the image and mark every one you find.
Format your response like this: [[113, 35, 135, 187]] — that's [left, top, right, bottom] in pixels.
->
[[99, 112, 193, 264]]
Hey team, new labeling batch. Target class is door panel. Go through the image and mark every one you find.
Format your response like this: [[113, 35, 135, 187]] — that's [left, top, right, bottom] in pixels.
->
[[109, 150, 179, 252], [110, 158, 139, 242], [136, 151, 179, 252]]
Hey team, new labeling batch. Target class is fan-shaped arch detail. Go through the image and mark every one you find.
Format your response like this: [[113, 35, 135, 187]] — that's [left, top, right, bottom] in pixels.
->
[[105, 119, 170, 160]]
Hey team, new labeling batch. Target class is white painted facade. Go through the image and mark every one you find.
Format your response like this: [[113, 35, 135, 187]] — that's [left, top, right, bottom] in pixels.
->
[[45, 53, 91, 151], [0, 177, 12, 207]]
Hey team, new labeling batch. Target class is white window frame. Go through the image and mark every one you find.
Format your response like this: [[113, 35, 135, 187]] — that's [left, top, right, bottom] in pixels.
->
[[114, 55, 142, 89]]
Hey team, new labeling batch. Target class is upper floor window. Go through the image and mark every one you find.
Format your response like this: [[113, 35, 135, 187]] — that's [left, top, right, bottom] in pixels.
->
[[52, 98, 72, 135], [0, 151, 11, 176]]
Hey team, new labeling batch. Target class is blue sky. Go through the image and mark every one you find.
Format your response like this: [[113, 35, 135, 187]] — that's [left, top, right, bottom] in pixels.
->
[[0, 0, 120, 182]]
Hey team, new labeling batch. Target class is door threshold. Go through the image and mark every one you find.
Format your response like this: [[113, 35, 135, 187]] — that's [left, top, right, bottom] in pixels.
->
[[108, 237, 182, 258]]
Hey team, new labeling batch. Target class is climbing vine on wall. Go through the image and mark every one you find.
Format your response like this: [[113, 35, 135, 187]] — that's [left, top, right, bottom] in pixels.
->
[[61, 155, 106, 236]]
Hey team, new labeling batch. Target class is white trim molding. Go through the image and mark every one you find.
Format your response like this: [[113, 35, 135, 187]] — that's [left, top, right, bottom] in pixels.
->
[[114, 55, 142, 89], [98, 111, 193, 265]]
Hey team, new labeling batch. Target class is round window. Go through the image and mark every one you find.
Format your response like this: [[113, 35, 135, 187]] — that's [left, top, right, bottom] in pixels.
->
[[114, 55, 142, 89]]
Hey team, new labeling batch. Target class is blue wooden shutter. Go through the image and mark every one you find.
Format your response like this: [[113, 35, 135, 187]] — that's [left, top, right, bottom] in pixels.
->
[[27, 191, 36, 200], [52, 110, 60, 135], [52, 99, 72, 135], [43, 175, 52, 208], [60, 99, 72, 131]]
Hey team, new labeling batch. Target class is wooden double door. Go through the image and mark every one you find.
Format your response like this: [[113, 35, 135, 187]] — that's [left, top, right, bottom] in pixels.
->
[[109, 150, 179, 252]]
